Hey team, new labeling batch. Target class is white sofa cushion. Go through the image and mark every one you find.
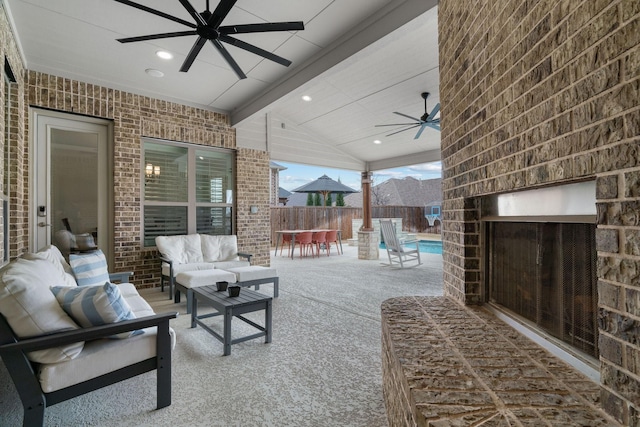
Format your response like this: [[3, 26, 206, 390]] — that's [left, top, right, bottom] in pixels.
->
[[22, 247, 77, 288], [30, 244, 75, 276], [160, 262, 215, 278], [119, 283, 156, 318], [175, 270, 237, 288], [38, 284, 174, 392], [156, 234, 203, 264], [0, 257, 84, 363], [223, 266, 277, 282], [38, 324, 177, 393], [211, 260, 251, 270], [201, 234, 240, 262]]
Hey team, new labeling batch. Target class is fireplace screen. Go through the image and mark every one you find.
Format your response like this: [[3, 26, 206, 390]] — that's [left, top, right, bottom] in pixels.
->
[[487, 222, 598, 358]]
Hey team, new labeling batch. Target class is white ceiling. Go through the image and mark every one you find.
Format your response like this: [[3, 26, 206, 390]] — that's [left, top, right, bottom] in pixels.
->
[[5, 0, 440, 172]]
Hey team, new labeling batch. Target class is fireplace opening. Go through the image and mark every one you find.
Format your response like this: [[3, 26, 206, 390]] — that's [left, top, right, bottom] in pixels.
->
[[481, 181, 599, 366], [486, 221, 598, 359]]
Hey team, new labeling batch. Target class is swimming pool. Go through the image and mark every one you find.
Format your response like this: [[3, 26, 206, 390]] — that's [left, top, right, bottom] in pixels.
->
[[380, 239, 443, 254]]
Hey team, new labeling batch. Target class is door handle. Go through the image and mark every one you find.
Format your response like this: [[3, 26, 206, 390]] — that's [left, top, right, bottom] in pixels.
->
[[38, 222, 51, 227]]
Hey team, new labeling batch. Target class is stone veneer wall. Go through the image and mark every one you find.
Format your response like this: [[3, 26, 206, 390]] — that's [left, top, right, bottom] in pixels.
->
[[269, 166, 279, 206], [357, 231, 379, 260], [438, 0, 639, 423], [19, 69, 271, 286]]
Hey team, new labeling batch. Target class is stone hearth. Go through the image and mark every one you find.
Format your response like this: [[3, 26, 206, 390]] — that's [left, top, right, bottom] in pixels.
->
[[381, 296, 620, 426]]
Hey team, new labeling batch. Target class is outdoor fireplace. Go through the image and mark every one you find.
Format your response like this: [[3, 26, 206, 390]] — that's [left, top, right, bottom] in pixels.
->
[[482, 181, 599, 363]]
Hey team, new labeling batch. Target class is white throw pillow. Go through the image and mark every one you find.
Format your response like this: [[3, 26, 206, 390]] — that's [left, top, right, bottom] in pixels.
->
[[69, 249, 110, 287], [156, 234, 203, 264], [23, 246, 77, 287], [201, 234, 238, 262], [0, 258, 84, 363], [51, 282, 143, 339]]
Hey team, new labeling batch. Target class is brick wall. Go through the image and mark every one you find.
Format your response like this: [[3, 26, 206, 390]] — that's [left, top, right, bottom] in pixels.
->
[[439, 0, 639, 423], [20, 70, 271, 287], [0, 4, 27, 260], [236, 148, 271, 266]]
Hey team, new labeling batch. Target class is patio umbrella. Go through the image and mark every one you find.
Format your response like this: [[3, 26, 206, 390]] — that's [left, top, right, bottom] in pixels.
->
[[292, 174, 358, 205]]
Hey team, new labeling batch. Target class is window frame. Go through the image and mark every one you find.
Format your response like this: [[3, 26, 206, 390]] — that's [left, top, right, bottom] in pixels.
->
[[141, 138, 235, 247]]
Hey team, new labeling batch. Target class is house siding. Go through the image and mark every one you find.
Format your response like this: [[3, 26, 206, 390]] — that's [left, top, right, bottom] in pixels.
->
[[439, 0, 640, 423]]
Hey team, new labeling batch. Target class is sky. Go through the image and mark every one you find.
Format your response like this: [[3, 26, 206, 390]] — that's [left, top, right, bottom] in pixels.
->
[[276, 161, 442, 192]]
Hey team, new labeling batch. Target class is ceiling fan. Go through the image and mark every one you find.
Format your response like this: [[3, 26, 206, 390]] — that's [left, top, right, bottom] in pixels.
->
[[376, 92, 441, 139], [113, 0, 304, 79]]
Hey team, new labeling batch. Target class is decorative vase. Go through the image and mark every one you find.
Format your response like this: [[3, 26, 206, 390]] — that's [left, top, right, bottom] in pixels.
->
[[228, 286, 241, 297], [216, 281, 228, 292]]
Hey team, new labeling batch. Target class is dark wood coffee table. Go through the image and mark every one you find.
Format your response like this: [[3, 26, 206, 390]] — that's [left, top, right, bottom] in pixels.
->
[[191, 286, 272, 356]]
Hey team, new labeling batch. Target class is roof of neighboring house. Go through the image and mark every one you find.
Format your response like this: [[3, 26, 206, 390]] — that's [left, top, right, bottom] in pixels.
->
[[344, 177, 441, 207], [285, 192, 352, 207], [278, 187, 292, 198], [270, 161, 287, 171], [291, 174, 358, 194]]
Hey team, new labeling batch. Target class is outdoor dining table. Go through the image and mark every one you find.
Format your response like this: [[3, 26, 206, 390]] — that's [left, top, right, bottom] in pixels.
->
[[275, 229, 342, 259]]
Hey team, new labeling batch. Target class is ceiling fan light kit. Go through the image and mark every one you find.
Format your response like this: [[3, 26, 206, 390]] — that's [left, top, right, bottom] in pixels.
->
[[113, 0, 304, 79], [375, 91, 441, 139]]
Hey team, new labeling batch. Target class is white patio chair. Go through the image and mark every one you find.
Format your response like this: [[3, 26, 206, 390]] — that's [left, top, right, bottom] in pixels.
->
[[379, 219, 422, 268]]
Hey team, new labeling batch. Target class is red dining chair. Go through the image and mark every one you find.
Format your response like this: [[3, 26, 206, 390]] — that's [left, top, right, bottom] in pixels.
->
[[325, 229, 341, 255], [278, 232, 293, 257], [311, 231, 327, 257], [295, 231, 314, 257]]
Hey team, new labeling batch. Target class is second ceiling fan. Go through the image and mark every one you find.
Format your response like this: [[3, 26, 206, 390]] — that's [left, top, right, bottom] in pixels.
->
[[113, 0, 304, 79], [376, 92, 441, 139]]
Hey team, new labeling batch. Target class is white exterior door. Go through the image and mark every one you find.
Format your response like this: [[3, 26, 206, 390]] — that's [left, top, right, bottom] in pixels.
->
[[32, 110, 111, 259]]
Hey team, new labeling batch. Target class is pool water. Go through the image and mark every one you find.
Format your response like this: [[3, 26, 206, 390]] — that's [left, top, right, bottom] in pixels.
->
[[380, 239, 443, 254]]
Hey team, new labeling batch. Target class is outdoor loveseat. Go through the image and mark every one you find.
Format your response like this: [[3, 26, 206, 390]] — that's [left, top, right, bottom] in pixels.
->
[[0, 245, 177, 426], [155, 234, 252, 298]]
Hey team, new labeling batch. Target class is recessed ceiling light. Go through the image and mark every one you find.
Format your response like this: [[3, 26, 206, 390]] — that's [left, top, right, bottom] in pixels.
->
[[156, 50, 173, 60], [145, 68, 164, 78], [373, 140, 382, 145], [301, 95, 312, 102]]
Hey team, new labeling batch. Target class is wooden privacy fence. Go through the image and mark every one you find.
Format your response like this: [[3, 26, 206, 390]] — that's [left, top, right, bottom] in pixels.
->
[[270, 206, 441, 245]]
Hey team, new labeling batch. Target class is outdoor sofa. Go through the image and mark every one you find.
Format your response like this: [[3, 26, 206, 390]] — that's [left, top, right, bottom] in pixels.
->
[[155, 234, 252, 298], [0, 245, 176, 426]]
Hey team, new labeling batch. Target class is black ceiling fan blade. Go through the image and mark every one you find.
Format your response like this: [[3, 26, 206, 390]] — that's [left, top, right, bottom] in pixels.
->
[[219, 35, 291, 66], [113, 0, 196, 28], [219, 21, 304, 34], [375, 123, 419, 127], [427, 103, 440, 121], [385, 124, 420, 137], [211, 0, 238, 28], [393, 112, 422, 122], [211, 39, 247, 79], [117, 30, 197, 43], [180, 37, 207, 72], [178, 0, 208, 26]]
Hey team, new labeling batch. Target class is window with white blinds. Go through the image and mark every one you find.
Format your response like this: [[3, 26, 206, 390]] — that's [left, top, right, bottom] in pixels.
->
[[195, 149, 233, 235], [142, 140, 234, 247]]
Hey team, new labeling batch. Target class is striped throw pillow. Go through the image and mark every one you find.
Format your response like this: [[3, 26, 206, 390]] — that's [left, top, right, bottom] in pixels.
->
[[69, 249, 110, 287], [51, 282, 143, 339]]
